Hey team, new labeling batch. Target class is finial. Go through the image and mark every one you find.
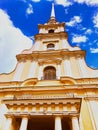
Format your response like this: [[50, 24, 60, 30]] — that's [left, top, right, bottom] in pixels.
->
[[47, 3, 57, 24], [51, 3, 55, 18]]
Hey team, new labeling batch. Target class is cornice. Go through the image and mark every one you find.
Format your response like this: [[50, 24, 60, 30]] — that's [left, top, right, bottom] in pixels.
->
[[0, 81, 21, 86], [3, 98, 81, 104], [16, 49, 85, 62], [34, 32, 68, 41], [0, 77, 97, 88], [0, 84, 98, 94], [38, 22, 65, 30], [3, 98, 81, 115], [5, 111, 80, 118]]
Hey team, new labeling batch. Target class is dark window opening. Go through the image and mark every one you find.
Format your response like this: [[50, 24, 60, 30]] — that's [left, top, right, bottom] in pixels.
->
[[43, 66, 56, 80], [48, 29, 54, 33], [47, 44, 55, 50]]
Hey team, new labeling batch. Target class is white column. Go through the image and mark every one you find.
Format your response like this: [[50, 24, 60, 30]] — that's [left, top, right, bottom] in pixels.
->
[[64, 57, 71, 76], [86, 101, 96, 130], [57, 64, 61, 79], [78, 56, 88, 77], [55, 116, 62, 130], [72, 116, 80, 130], [38, 64, 43, 80], [89, 100, 98, 129], [28, 60, 37, 78], [20, 116, 28, 130], [4, 116, 12, 130], [13, 62, 24, 81]]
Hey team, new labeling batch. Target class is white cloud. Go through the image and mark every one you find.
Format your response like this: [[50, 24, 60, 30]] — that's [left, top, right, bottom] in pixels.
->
[[74, 0, 98, 6], [55, 0, 72, 7], [90, 48, 98, 53], [93, 13, 98, 28], [31, 0, 40, 2], [66, 16, 82, 26], [26, 4, 33, 15], [85, 29, 92, 34], [21, 0, 40, 2], [0, 9, 32, 73], [72, 35, 88, 43]]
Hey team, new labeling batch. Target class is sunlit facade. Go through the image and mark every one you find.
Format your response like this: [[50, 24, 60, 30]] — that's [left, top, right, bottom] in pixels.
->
[[0, 4, 98, 130]]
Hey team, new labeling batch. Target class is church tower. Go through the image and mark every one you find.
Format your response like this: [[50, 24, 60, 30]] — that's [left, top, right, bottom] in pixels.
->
[[0, 3, 98, 130]]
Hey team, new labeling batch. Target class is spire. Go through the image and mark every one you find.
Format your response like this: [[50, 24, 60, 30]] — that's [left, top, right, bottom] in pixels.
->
[[47, 3, 57, 24], [51, 3, 55, 18]]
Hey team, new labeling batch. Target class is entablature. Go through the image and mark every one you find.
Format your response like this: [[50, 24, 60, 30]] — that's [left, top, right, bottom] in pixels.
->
[[0, 84, 98, 97], [0, 77, 98, 89], [16, 49, 85, 62], [3, 98, 81, 117], [3, 98, 81, 105], [5, 111, 79, 118]]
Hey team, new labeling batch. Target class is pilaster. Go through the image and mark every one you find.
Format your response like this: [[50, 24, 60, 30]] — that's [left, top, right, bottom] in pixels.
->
[[3, 115, 13, 130]]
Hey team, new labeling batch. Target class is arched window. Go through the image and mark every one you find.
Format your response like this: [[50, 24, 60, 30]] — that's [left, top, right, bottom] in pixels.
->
[[43, 66, 56, 80], [47, 43, 55, 50], [48, 29, 54, 33]]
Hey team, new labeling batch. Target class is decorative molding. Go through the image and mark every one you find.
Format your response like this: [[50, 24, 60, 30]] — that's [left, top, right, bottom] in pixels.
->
[[6, 111, 80, 117], [34, 32, 68, 41], [21, 78, 38, 86], [16, 49, 85, 62], [38, 58, 62, 65], [60, 76, 76, 84], [38, 23, 65, 30], [43, 40, 59, 44]]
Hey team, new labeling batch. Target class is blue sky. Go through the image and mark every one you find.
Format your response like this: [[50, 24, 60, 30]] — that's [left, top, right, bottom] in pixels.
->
[[0, 0, 98, 73]]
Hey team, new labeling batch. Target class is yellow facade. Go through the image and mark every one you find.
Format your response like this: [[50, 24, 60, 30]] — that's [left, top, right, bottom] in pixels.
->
[[0, 3, 98, 130]]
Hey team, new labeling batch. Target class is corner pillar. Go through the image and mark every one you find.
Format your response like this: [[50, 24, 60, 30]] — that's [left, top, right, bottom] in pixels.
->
[[72, 116, 80, 130], [3, 115, 13, 130]]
